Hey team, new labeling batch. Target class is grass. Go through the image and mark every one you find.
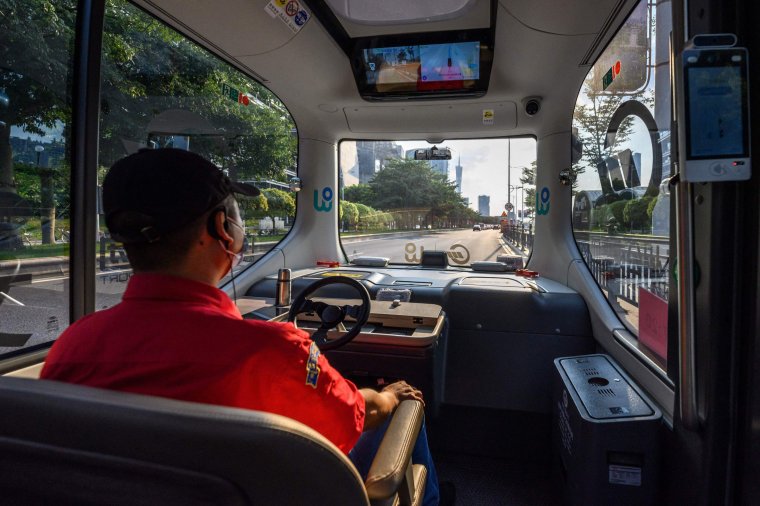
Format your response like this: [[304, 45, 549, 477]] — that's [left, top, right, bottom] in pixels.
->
[[0, 243, 70, 261], [17, 218, 71, 242]]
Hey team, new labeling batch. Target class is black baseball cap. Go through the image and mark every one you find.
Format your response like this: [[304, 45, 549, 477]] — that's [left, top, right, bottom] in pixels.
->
[[103, 148, 259, 243]]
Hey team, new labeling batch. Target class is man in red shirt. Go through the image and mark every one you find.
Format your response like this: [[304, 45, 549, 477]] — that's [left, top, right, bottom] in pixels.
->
[[41, 149, 441, 504]]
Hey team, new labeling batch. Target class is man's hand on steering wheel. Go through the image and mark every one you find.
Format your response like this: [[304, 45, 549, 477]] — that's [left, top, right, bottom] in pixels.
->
[[287, 276, 371, 351]]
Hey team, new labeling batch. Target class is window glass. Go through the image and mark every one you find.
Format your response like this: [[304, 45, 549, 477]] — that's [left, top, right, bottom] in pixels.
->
[[571, 0, 672, 370], [0, 0, 76, 358], [95, 0, 297, 309], [339, 138, 536, 266]]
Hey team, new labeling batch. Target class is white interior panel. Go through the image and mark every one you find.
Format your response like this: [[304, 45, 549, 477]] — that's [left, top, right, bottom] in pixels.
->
[[344, 101, 517, 134], [139, 0, 300, 59], [500, 0, 625, 35]]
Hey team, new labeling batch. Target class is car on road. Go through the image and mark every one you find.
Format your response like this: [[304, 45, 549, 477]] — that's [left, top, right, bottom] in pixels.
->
[[473, 224, 482, 231]]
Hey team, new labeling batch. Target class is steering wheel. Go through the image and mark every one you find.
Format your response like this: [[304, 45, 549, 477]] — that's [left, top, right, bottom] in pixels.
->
[[287, 276, 371, 351]]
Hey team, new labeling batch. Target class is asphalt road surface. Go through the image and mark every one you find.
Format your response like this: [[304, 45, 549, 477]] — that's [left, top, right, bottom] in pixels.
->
[[342, 227, 518, 266]]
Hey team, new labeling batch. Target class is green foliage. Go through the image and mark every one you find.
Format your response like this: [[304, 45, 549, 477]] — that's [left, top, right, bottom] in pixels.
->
[[623, 196, 654, 232], [608, 200, 628, 226], [0, 0, 296, 199], [98, 0, 297, 179], [340, 201, 358, 228], [595, 197, 655, 233], [591, 205, 610, 230], [13, 163, 42, 205], [520, 161, 537, 212], [252, 188, 294, 232], [353, 158, 473, 228], [0, 0, 77, 190], [343, 184, 374, 205], [238, 194, 268, 224]]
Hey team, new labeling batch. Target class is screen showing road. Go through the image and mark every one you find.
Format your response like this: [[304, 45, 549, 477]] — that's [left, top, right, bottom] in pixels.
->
[[363, 42, 480, 85], [419, 42, 479, 82]]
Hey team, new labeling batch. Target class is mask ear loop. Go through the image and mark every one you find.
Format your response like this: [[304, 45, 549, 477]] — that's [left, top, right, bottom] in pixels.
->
[[216, 211, 245, 303], [218, 239, 242, 302]]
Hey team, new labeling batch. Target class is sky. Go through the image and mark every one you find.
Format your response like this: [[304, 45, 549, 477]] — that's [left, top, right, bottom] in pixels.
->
[[11, 123, 65, 143], [399, 138, 536, 216]]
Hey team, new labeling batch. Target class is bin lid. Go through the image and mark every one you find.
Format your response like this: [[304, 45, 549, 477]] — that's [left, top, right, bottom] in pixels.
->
[[558, 354, 656, 420]]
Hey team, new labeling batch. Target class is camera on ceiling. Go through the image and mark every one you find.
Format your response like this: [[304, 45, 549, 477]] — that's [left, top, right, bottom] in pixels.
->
[[523, 97, 542, 116]]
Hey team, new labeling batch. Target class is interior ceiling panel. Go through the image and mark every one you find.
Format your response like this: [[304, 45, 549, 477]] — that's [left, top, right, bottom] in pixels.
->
[[136, 0, 628, 140], [138, 0, 299, 58], [344, 102, 517, 134], [325, 0, 477, 25], [333, 0, 491, 37], [500, 0, 626, 35]]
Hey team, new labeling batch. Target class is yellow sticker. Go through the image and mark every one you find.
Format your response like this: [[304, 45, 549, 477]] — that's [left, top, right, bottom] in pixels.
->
[[483, 109, 494, 126], [319, 272, 366, 278]]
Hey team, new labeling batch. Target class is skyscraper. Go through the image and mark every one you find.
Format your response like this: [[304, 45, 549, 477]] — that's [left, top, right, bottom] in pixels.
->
[[357, 141, 403, 183], [478, 195, 490, 217], [455, 156, 463, 194]]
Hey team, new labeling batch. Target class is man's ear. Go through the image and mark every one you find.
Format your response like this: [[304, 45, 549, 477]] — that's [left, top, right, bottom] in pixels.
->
[[210, 209, 234, 246]]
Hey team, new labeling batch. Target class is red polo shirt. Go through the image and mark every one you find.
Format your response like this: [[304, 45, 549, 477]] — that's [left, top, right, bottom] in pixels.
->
[[41, 273, 365, 454]]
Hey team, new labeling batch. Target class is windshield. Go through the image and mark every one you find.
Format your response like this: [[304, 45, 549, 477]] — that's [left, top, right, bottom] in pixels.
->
[[338, 138, 536, 266]]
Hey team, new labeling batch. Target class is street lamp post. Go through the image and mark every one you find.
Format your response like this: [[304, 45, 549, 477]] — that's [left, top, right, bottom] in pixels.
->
[[507, 139, 511, 206]]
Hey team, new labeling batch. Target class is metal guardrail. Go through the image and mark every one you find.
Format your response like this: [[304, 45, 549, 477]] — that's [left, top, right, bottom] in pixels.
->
[[576, 233, 669, 306], [501, 224, 534, 253]]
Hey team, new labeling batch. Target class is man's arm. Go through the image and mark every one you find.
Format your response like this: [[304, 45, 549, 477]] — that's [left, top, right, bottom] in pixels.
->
[[360, 381, 424, 430]]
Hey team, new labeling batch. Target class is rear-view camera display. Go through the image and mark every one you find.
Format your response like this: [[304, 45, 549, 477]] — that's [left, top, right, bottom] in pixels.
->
[[363, 41, 480, 86]]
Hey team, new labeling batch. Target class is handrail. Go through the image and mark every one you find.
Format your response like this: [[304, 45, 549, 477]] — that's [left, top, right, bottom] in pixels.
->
[[675, 178, 699, 430]]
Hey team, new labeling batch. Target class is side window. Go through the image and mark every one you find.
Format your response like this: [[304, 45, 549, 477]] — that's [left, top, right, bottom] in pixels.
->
[[95, 0, 297, 309], [572, 0, 672, 371], [0, 0, 77, 357]]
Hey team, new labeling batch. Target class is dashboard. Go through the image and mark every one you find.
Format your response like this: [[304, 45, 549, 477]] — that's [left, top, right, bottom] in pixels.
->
[[243, 266, 594, 415]]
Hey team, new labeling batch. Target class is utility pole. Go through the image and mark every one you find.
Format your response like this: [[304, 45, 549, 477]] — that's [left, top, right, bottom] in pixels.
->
[[507, 138, 511, 205]]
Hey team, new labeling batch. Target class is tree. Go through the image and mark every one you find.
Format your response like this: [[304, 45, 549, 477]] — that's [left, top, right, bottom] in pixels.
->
[[0, 0, 76, 194], [238, 194, 268, 225], [254, 188, 294, 233], [339, 201, 358, 230], [368, 158, 466, 210], [520, 161, 537, 214], [343, 184, 374, 206], [98, 0, 297, 178], [572, 85, 631, 193], [0, 0, 298, 249], [354, 203, 373, 229]]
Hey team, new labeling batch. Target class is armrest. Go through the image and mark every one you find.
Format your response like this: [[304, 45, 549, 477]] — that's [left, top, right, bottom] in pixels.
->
[[364, 400, 424, 500]]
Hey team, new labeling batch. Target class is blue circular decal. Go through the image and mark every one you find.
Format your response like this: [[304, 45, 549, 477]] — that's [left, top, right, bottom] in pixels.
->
[[322, 187, 333, 201], [541, 187, 550, 203]]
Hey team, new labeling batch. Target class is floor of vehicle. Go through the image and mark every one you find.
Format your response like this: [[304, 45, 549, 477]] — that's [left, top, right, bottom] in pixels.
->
[[428, 405, 561, 505]]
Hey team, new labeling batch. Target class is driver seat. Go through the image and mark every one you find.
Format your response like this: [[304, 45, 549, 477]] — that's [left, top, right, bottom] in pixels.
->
[[0, 377, 427, 506]]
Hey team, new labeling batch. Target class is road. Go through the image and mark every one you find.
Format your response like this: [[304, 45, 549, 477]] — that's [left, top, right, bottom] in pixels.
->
[[342, 228, 520, 266], [0, 228, 519, 355]]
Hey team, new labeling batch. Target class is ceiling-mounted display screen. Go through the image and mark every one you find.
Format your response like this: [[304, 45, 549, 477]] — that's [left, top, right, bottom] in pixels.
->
[[352, 30, 493, 100]]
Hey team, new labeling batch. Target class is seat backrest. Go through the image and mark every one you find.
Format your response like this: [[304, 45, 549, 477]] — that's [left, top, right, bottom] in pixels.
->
[[0, 377, 369, 506]]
